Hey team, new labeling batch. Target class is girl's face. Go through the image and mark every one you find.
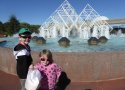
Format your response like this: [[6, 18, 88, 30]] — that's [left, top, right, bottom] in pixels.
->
[[40, 54, 49, 66]]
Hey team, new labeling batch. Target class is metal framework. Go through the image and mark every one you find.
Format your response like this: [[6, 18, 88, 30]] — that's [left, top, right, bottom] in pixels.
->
[[39, 0, 112, 39]]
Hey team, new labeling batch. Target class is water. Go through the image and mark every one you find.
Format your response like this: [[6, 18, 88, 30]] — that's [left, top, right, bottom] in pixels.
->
[[0, 35, 125, 52]]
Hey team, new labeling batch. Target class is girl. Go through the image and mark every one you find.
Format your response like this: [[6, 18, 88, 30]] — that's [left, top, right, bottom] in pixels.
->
[[30, 49, 62, 90]]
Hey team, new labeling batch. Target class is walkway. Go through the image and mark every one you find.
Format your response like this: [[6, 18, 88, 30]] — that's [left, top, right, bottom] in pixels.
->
[[0, 70, 125, 90]]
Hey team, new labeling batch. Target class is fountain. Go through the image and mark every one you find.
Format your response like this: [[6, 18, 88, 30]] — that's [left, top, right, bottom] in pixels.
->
[[0, 0, 123, 52], [38, 1, 112, 41], [1, 1, 125, 89], [38, 1, 112, 47]]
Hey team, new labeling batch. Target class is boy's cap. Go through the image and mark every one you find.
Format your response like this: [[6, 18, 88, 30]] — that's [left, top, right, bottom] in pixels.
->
[[18, 28, 32, 35]]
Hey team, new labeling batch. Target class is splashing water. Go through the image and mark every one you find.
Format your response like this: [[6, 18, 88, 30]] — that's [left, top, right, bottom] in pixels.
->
[[0, 35, 125, 52]]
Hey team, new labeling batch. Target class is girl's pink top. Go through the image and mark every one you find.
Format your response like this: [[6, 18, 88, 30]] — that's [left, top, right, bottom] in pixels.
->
[[35, 63, 62, 90]]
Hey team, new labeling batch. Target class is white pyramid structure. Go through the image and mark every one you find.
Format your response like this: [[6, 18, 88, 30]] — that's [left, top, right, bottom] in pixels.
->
[[39, 1, 112, 39], [78, 4, 100, 28], [39, 0, 79, 38], [78, 4, 112, 39]]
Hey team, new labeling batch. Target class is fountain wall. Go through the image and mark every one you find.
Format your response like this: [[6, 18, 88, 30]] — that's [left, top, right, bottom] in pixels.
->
[[0, 47, 125, 82]]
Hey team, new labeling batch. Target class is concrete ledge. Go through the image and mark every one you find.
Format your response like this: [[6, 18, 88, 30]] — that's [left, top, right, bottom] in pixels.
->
[[0, 47, 125, 82]]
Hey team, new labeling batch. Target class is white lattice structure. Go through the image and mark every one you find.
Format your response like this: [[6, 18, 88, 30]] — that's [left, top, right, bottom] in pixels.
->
[[77, 4, 112, 39], [39, 0, 79, 38], [39, 0, 112, 39]]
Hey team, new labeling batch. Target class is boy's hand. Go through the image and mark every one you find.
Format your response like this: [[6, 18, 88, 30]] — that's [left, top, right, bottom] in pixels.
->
[[29, 64, 34, 69]]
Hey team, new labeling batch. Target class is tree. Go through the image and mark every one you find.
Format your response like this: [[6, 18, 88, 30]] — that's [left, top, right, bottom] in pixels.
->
[[0, 21, 4, 34], [1, 15, 40, 36], [20, 22, 40, 34], [4, 22, 12, 35], [9, 15, 20, 34], [20, 22, 30, 29], [29, 25, 40, 33]]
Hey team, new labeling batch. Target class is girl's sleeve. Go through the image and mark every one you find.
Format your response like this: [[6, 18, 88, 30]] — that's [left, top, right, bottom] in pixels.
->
[[56, 64, 62, 79]]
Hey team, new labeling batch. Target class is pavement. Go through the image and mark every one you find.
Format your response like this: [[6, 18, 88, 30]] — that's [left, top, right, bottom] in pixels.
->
[[1, 70, 125, 90]]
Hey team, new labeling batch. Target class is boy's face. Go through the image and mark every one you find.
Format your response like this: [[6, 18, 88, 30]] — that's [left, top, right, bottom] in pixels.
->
[[19, 34, 31, 45]]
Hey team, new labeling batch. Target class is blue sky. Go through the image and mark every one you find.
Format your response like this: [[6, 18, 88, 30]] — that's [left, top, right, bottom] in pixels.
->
[[0, 0, 125, 25]]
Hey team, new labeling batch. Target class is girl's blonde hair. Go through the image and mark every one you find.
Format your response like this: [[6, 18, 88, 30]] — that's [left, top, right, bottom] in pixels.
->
[[39, 49, 53, 63]]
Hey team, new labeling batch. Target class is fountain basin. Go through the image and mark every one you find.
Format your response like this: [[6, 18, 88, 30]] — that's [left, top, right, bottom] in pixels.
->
[[0, 47, 125, 82], [0, 35, 125, 52]]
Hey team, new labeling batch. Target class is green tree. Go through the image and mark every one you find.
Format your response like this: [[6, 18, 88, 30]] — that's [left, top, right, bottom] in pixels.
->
[[0, 21, 4, 34], [20, 22, 30, 29], [1, 15, 40, 36], [20, 22, 40, 34], [4, 22, 12, 35], [9, 15, 20, 34], [29, 25, 40, 33]]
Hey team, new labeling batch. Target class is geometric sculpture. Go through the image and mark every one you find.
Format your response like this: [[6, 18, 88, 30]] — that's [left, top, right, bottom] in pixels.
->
[[39, 0, 113, 40]]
